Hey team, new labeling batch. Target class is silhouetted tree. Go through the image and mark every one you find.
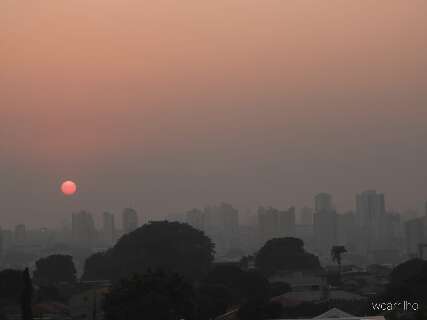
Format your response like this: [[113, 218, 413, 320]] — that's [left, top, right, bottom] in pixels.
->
[[196, 284, 232, 320], [269, 281, 291, 297], [204, 265, 270, 304], [255, 238, 321, 276], [385, 258, 427, 303], [104, 270, 196, 320], [331, 245, 347, 274], [82, 221, 214, 282], [238, 298, 282, 320], [33, 255, 76, 285], [80, 252, 112, 281], [21, 268, 33, 320], [35, 286, 65, 303], [238, 298, 266, 320], [0, 269, 24, 302]]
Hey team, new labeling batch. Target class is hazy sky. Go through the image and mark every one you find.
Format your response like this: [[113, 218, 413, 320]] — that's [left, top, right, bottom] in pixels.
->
[[1, 1, 427, 228]]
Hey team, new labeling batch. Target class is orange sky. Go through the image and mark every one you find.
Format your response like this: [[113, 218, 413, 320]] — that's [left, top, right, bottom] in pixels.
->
[[1, 1, 427, 227]]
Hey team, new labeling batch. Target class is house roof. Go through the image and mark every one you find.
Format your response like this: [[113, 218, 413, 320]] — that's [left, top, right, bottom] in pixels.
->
[[313, 307, 354, 318], [272, 307, 385, 320]]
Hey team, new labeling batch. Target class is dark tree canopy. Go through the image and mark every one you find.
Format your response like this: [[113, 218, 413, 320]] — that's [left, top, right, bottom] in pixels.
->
[[104, 270, 196, 320], [204, 265, 270, 304], [255, 237, 321, 276], [0, 269, 24, 302], [33, 254, 76, 285], [389, 258, 427, 284], [81, 252, 112, 281], [196, 284, 233, 320], [386, 258, 427, 303], [331, 245, 347, 266], [21, 268, 33, 320], [82, 221, 215, 281]]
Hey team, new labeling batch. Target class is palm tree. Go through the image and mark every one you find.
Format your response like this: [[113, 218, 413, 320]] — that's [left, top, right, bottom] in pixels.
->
[[331, 245, 347, 274], [21, 268, 33, 320]]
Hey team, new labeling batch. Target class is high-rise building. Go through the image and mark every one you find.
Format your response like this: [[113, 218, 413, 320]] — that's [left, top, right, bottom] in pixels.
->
[[257, 206, 295, 246], [356, 190, 385, 226], [405, 217, 427, 257], [356, 190, 386, 253], [0, 229, 13, 252], [315, 193, 333, 213], [0, 227, 3, 258], [103, 212, 115, 246], [166, 213, 186, 223], [313, 210, 337, 256], [313, 193, 337, 255], [278, 207, 296, 237], [204, 203, 240, 255], [72, 211, 96, 248], [14, 224, 27, 245], [337, 211, 357, 248], [186, 208, 206, 231], [299, 207, 313, 225], [122, 208, 139, 234], [258, 206, 280, 246]]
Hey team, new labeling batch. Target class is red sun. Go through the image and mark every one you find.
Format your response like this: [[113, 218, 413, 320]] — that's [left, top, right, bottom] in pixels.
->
[[61, 180, 77, 196]]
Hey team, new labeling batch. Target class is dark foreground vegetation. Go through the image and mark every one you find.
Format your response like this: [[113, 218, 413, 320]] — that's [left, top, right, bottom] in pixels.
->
[[1, 221, 427, 320]]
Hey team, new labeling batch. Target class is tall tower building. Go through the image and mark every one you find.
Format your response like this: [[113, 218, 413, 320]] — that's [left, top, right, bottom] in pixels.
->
[[356, 190, 386, 253], [0, 227, 3, 258], [186, 208, 206, 231], [278, 207, 296, 237], [257, 206, 295, 246], [14, 224, 27, 245], [122, 208, 139, 234], [206, 203, 239, 255], [257, 206, 280, 246], [356, 190, 385, 226], [315, 193, 333, 213], [72, 211, 96, 248], [299, 207, 314, 225], [103, 212, 115, 246], [313, 194, 337, 255], [313, 211, 337, 256]]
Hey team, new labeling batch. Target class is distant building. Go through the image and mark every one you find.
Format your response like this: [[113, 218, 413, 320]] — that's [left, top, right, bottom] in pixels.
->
[[278, 207, 296, 237], [315, 193, 333, 213], [313, 194, 337, 255], [102, 212, 115, 246], [299, 207, 313, 225], [257, 206, 296, 246], [186, 208, 206, 231], [72, 211, 96, 248], [204, 203, 240, 256], [313, 210, 337, 256], [166, 212, 186, 223], [405, 216, 427, 257], [258, 206, 280, 245], [122, 208, 139, 234], [0, 227, 3, 257], [337, 211, 357, 248], [356, 190, 386, 253], [0, 229, 13, 252], [14, 224, 27, 245]]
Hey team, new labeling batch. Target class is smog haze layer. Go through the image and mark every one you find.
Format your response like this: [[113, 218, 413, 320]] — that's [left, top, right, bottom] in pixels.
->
[[1, 0, 427, 227]]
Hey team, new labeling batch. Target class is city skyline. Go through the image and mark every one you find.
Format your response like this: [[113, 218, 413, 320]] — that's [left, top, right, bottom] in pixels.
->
[[2, 1, 427, 227], [0, 189, 426, 229]]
